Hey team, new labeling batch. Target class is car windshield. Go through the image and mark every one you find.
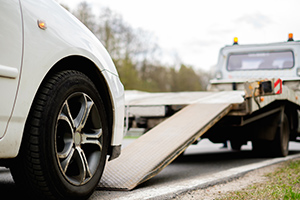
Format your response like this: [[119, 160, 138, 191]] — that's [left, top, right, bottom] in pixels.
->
[[227, 51, 294, 71]]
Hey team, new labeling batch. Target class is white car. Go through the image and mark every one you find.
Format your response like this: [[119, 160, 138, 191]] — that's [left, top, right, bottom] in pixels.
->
[[0, 0, 124, 199]]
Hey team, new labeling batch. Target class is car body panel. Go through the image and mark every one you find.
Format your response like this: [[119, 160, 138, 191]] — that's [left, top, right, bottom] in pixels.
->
[[0, 0, 124, 158], [0, 0, 23, 139]]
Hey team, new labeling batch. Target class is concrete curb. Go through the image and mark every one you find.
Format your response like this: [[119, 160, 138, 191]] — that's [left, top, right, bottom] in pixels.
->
[[114, 153, 300, 200]]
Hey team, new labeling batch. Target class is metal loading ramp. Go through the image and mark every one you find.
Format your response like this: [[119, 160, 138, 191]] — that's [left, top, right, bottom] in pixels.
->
[[99, 103, 232, 190]]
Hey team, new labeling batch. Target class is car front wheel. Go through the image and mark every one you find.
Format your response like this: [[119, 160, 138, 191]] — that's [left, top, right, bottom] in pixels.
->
[[11, 70, 108, 199]]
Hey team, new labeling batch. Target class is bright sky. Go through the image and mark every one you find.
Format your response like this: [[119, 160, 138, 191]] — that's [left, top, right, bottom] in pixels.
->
[[58, 0, 300, 71]]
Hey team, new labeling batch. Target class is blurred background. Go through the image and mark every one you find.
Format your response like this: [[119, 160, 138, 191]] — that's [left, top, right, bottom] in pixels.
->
[[57, 0, 300, 92]]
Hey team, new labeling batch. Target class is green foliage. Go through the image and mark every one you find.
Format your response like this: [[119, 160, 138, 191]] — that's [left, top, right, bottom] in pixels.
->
[[175, 64, 202, 91], [117, 58, 143, 90], [66, 1, 210, 92]]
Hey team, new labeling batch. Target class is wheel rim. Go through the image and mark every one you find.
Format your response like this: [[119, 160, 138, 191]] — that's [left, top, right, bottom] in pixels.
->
[[55, 92, 103, 185]]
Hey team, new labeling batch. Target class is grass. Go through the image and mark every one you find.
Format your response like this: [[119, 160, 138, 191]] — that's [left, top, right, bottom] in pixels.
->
[[123, 135, 140, 139], [220, 159, 300, 199]]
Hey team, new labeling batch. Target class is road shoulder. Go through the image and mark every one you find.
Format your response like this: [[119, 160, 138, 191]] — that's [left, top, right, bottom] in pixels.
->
[[100, 154, 300, 200], [171, 162, 283, 199]]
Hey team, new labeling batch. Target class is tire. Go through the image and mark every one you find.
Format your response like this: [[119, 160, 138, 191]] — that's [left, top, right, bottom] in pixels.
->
[[252, 113, 290, 157], [271, 114, 290, 157], [230, 140, 242, 151], [10, 70, 108, 199], [251, 139, 266, 155]]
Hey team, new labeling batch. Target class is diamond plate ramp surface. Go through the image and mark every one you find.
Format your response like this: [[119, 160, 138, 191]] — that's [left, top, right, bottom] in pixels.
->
[[99, 103, 232, 190]]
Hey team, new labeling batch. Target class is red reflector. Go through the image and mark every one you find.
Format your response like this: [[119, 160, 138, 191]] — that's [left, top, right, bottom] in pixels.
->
[[274, 79, 282, 94]]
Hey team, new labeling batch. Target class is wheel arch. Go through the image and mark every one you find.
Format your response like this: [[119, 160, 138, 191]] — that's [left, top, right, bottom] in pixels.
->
[[259, 100, 299, 141], [45, 56, 115, 155]]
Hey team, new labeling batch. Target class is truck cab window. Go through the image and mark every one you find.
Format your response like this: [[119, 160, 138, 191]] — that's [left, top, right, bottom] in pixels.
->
[[227, 51, 294, 71]]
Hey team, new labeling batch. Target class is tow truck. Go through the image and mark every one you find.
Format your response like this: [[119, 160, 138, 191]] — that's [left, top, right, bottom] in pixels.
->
[[99, 33, 300, 190]]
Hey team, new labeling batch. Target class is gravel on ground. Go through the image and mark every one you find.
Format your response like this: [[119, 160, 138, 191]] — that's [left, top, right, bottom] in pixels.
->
[[171, 163, 284, 200]]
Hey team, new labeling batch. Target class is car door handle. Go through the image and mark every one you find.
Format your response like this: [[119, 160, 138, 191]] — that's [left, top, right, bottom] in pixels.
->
[[0, 64, 19, 79]]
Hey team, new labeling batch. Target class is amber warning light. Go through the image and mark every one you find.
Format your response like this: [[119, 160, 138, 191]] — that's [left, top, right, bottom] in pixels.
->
[[233, 37, 238, 45], [288, 33, 294, 41]]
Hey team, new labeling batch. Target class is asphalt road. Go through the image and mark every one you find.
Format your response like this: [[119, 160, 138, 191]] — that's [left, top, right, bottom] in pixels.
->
[[0, 139, 299, 199], [90, 139, 300, 199]]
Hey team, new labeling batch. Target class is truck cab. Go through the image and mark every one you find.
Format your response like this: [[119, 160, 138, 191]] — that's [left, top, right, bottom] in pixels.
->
[[209, 34, 300, 92]]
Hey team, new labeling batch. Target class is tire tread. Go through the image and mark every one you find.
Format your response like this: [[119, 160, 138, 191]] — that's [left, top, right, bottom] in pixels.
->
[[12, 71, 87, 199]]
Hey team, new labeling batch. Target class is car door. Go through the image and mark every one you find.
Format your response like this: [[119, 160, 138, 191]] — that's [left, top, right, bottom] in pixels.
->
[[0, 0, 23, 138]]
